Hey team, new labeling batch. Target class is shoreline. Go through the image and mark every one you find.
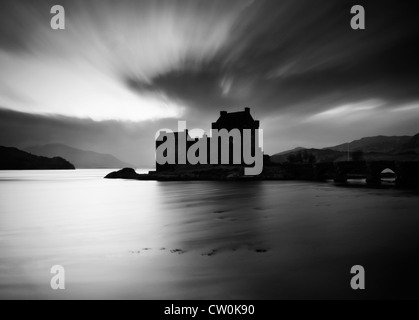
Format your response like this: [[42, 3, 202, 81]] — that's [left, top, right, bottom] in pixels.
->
[[104, 167, 419, 189]]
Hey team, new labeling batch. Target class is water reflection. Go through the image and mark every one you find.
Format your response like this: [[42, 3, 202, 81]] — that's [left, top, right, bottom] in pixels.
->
[[1, 170, 419, 299], [154, 181, 269, 252]]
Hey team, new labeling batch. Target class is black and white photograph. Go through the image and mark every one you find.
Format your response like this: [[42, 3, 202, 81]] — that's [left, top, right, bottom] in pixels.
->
[[1, 0, 419, 303]]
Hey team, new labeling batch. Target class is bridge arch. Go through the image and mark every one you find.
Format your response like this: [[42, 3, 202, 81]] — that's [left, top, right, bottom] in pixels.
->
[[333, 161, 400, 185], [333, 161, 368, 183], [380, 168, 397, 183], [366, 161, 398, 185]]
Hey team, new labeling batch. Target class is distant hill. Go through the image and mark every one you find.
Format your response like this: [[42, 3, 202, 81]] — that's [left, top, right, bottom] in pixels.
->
[[25, 144, 132, 169], [271, 148, 344, 164], [0, 146, 75, 170], [274, 147, 305, 156], [325, 135, 412, 154], [271, 134, 419, 164], [399, 134, 419, 154]]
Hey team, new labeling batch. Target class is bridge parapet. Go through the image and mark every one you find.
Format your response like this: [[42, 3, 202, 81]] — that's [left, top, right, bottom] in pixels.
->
[[330, 160, 419, 187], [270, 161, 419, 187]]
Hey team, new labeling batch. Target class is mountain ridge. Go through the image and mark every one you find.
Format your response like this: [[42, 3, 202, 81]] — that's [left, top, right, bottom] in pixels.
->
[[324, 135, 412, 154], [0, 146, 75, 170], [271, 134, 419, 163], [25, 143, 132, 169]]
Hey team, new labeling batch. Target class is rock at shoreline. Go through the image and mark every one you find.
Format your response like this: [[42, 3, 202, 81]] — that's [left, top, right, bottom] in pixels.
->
[[104, 165, 286, 181], [105, 168, 143, 180]]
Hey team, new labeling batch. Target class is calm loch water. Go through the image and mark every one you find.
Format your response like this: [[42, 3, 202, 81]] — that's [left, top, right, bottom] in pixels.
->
[[1, 170, 419, 299]]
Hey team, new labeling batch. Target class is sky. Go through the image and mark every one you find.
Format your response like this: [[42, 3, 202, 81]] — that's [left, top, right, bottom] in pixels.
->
[[1, 0, 419, 166]]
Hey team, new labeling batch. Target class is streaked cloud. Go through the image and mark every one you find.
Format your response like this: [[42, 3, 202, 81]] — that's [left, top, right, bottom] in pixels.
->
[[0, 0, 246, 121], [0, 0, 419, 159], [305, 99, 385, 123], [390, 102, 419, 113]]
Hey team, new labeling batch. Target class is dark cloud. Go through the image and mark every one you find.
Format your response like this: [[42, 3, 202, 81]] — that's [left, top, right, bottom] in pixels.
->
[[126, 66, 234, 118], [119, 0, 419, 124]]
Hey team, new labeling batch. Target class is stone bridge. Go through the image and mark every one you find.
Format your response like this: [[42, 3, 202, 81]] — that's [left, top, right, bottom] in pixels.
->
[[313, 161, 419, 187]]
